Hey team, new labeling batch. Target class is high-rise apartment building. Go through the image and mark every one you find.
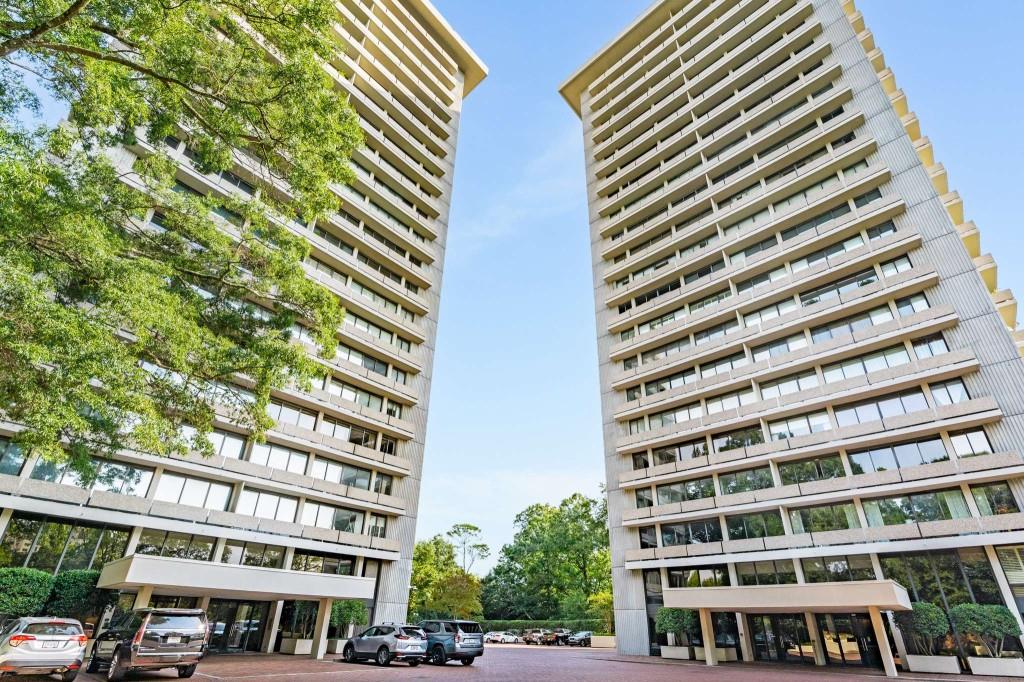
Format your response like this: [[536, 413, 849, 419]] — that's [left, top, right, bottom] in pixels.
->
[[0, 0, 483, 658], [562, 0, 1024, 675]]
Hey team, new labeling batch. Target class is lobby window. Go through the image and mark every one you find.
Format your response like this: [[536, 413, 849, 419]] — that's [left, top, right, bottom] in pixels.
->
[[301, 501, 364, 534], [635, 488, 654, 509], [154, 473, 232, 511], [802, 554, 875, 583], [656, 476, 714, 505], [0, 514, 129, 573], [652, 439, 708, 465], [736, 560, 796, 585], [661, 518, 722, 546], [726, 510, 785, 540], [266, 399, 317, 430], [373, 473, 394, 496], [221, 541, 284, 568], [880, 548, 1002, 611], [235, 488, 298, 522], [638, 526, 658, 549], [810, 305, 893, 344], [752, 333, 807, 362], [778, 454, 844, 485], [667, 565, 729, 588], [834, 389, 929, 428], [718, 466, 773, 495], [768, 410, 831, 441], [789, 502, 860, 534], [759, 370, 818, 400], [972, 483, 1020, 516], [249, 442, 308, 475], [310, 458, 371, 490], [949, 429, 993, 457], [318, 415, 377, 449], [136, 529, 215, 561], [713, 426, 764, 453], [822, 344, 911, 383], [291, 550, 355, 575], [0, 437, 26, 476], [913, 333, 949, 360], [862, 488, 970, 526], [930, 378, 970, 407], [849, 437, 948, 474], [30, 458, 153, 497]]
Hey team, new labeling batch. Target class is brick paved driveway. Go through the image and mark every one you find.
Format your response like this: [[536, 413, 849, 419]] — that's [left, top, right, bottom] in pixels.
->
[[64, 644, 995, 681]]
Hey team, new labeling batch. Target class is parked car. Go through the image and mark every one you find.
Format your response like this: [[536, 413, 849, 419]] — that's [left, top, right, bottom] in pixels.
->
[[567, 631, 592, 647], [522, 628, 548, 645], [483, 631, 503, 643], [417, 619, 483, 666], [87, 608, 208, 680], [341, 624, 425, 666], [542, 628, 572, 646], [484, 631, 521, 644], [0, 617, 87, 681]]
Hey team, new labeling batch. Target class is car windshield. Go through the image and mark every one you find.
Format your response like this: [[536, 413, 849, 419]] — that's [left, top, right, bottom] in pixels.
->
[[24, 623, 83, 636], [147, 615, 205, 630], [457, 622, 482, 633]]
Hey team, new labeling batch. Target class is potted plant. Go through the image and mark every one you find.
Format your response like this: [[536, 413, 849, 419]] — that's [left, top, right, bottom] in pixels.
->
[[280, 601, 317, 655], [326, 600, 369, 654], [949, 603, 1024, 676], [654, 607, 698, 659], [894, 602, 959, 673]]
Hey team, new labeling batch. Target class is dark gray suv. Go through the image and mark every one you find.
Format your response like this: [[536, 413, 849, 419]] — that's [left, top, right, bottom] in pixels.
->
[[418, 620, 483, 666], [87, 608, 208, 680]]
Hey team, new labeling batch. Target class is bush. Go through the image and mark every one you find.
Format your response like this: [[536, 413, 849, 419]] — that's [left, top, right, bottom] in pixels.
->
[[44, 570, 115, 623], [478, 619, 603, 634], [331, 600, 369, 630], [0, 567, 54, 618], [654, 607, 698, 644], [894, 602, 950, 655], [949, 603, 1022, 657]]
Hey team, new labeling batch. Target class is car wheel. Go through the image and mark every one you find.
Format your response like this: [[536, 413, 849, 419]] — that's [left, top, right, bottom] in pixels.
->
[[61, 671, 79, 682], [376, 646, 391, 666], [178, 664, 198, 678], [86, 655, 101, 674], [430, 645, 446, 665], [461, 657, 475, 666], [342, 644, 357, 663], [106, 649, 126, 682], [408, 659, 421, 667]]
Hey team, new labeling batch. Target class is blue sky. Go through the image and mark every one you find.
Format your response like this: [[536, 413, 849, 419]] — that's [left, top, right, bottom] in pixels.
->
[[419, 0, 1024, 574]]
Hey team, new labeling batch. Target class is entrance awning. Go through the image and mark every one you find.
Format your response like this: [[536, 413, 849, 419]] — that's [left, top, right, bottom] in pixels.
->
[[98, 554, 375, 601], [663, 579, 911, 613]]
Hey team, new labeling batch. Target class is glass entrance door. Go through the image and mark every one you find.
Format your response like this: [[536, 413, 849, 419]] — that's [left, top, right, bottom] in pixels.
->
[[206, 600, 270, 653], [815, 613, 882, 668], [749, 614, 814, 664]]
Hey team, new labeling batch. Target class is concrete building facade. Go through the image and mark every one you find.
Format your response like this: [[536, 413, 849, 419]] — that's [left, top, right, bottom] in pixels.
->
[[0, 0, 484, 659], [562, 0, 1024, 675]]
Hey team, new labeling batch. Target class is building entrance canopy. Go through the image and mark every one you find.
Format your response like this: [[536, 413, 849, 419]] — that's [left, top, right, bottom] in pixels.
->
[[664, 580, 911, 614]]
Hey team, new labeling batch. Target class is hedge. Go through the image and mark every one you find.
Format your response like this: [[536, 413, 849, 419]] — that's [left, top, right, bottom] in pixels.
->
[[44, 570, 115, 622], [0, 567, 54, 618], [479, 619, 605, 634]]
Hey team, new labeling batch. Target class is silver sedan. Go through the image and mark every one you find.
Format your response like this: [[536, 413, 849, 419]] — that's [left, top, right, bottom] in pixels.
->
[[0, 617, 87, 680]]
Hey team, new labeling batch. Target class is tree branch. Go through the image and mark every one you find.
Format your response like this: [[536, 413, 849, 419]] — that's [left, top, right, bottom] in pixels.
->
[[0, 0, 93, 58]]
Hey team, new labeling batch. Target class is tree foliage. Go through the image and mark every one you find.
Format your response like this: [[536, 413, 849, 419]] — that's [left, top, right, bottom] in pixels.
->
[[330, 600, 368, 631], [0, 567, 54, 617], [654, 607, 698, 642], [895, 601, 949, 655], [447, 523, 490, 573], [481, 492, 610, 621], [0, 0, 361, 477], [409, 526, 484, 621], [426, 571, 482, 621], [949, 603, 1022, 658], [43, 569, 116, 621]]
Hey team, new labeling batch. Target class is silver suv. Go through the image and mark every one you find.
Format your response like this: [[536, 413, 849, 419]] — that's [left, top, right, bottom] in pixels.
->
[[87, 608, 207, 679], [0, 617, 86, 681], [341, 624, 425, 666]]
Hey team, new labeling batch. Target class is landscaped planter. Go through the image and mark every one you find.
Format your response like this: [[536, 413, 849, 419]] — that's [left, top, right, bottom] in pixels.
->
[[904, 654, 960, 674], [590, 635, 615, 648], [660, 645, 692, 660], [967, 657, 1024, 677], [694, 646, 738, 662], [280, 638, 313, 655], [326, 638, 349, 654]]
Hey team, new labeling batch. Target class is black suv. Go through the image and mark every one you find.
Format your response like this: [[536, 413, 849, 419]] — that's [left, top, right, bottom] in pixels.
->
[[87, 608, 208, 680], [417, 620, 483, 666]]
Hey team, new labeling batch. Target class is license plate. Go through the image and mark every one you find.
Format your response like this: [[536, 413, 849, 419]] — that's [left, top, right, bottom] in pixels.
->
[[42, 641, 60, 649], [165, 636, 181, 644]]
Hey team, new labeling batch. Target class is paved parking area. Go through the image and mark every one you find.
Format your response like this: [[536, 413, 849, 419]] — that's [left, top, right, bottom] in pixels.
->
[[63, 644, 1004, 681]]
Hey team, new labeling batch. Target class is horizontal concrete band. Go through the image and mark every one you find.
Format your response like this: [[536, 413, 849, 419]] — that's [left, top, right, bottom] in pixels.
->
[[663, 579, 911, 613]]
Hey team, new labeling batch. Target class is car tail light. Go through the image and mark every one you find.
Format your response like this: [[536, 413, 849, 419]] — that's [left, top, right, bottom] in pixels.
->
[[8, 634, 35, 647], [72, 635, 89, 645], [395, 634, 409, 640], [132, 627, 145, 646], [455, 633, 462, 644]]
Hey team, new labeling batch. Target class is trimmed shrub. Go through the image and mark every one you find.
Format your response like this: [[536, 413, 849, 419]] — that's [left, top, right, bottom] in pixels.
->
[[0, 567, 54, 618], [894, 601, 950, 655], [44, 570, 115, 622], [654, 607, 698, 644], [331, 600, 369, 629], [949, 603, 1023, 658]]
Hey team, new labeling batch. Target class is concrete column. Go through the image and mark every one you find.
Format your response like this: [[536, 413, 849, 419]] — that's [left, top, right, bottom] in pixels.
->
[[197, 596, 211, 611], [0, 508, 13, 538], [310, 598, 333, 660], [133, 585, 153, 609], [698, 608, 717, 666], [803, 612, 827, 666], [124, 526, 144, 556], [868, 606, 898, 678], [282, 546, 296, 570], [736, 612, 754, 662], [983, 545, 1024, 642], [211, 537, 228, 563], [261, 601, 284, 653]]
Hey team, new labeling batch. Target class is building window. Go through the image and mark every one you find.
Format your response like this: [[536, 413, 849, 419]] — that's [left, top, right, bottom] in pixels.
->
[[632, 453, 650, 470], [656, 477, 714, 505], [300, 502, 364, 534], [736, 560, 796, 585], [726, 511, 785, 540], [373, 473, 394, 495], [972, 483, 1020, 516], [310, 458, 371, 490], [810, 305, 893, 344], [768, 411, 831, 440], [895, 293, 929, 317], [752, 333, 807, 363], [291, 550, 355, 575], [789, 502, 860, 534], [235, 489, 298, 522], [154, 473, 232, 510], [705, 388, 756, 415], [802, 554, 875, 583], [638, 526, 658, 549], [834, 389, 929, 428], [880, 548, 1003, 613], [930, 378, 970, 406], [635, 488, 653, 509], [136, 529, 215, 561], [822, 344, 911, 383], [652, 439, 708, 466], [759, 370, 818, 400], [368, 514, 388, 538], [778, 454, 844, 485], [249, 443, 308, 475], [0, 437, 27, 476], [221, 541, 284, 568], [0, 514, 129, 573], [661, 519, 722, 546], [266, 400, 317, 430], [667, 565, 729, 588], [712, 426, 764, 453], [862, 488, 971, 526], [30, 458, 153, 497], [913, 333, 949, 359], [718, 466, 773, 495], [848, 437, 947, 474], [949, 429, 993, 457]]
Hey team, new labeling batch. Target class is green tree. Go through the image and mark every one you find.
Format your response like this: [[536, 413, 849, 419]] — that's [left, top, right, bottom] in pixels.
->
[[44, 569, 116, 622], [587, 590, 613, 634], [0, 567, 54, 617], [447, 523, 490, 572], [654, 607, 698, 644], [409, 534, 458, 622], [949, 603, 1022, 658], [894, 601, 950, 655], [330, 600, 368, 637], [426, 571, 482, 620], [0, 0, 361, 478]]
